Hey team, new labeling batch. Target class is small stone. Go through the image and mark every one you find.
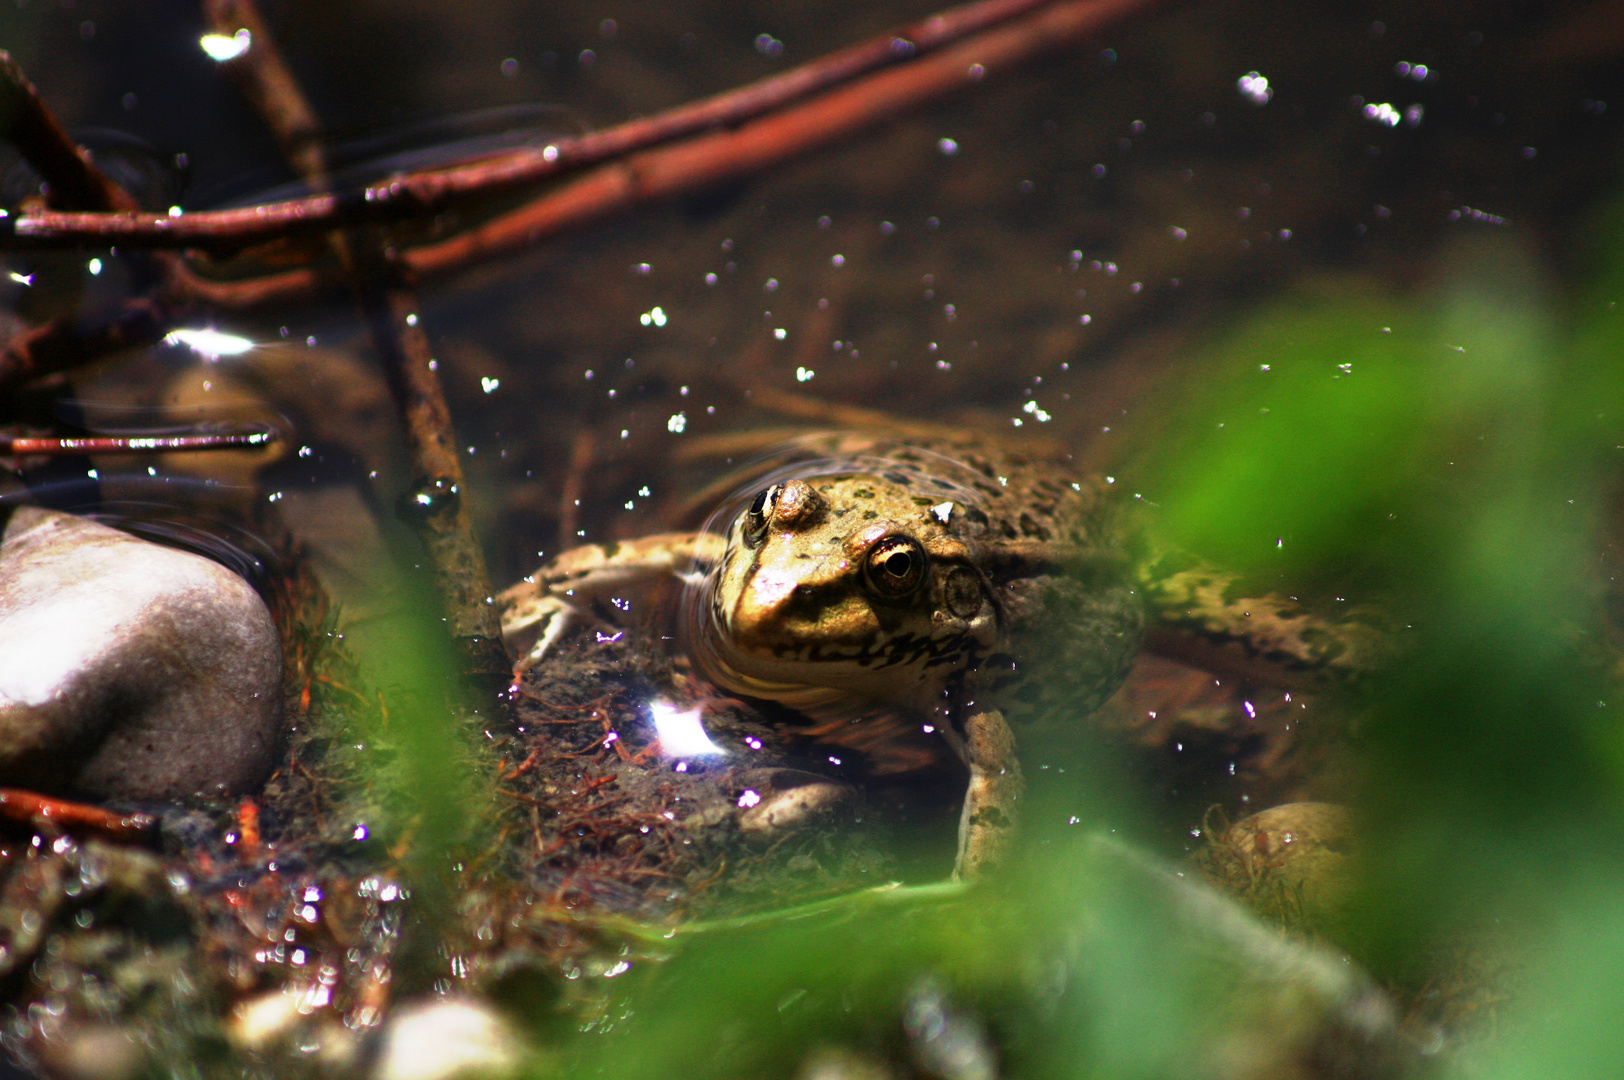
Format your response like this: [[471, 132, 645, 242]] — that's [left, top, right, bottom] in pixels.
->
[[227, 989, 303, 1050], [1200, 802, 1357, 938], [373, 998, 523, 1080], [796, 1045, 897, 1080], [737, 769, 858, 835], [0, 506, 283, 800]]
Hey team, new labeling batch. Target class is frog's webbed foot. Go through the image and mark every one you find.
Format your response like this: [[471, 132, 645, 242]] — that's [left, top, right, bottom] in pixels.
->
[[499, 591, 594, 675], [497, 532, 725, 674], [950, 707, 1024, 882]]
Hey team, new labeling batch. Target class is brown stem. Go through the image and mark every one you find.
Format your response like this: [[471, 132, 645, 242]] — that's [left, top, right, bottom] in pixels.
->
[[212, 0, 508, 688], [408, 0, 1155, 275], [557, 427, 595, 553], [2, 0, 1129, 252], [204, 0, 328, 183], [357, 262, 508, 682], [0, 51, 139, 212]]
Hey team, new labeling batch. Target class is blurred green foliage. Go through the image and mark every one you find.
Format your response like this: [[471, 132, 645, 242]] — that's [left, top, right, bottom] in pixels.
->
[[1140, 216, 1624, 944], [521, 201, 1624, 1078]]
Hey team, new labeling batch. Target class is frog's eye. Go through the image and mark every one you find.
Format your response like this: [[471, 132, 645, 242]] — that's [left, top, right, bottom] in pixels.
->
[[742, 485, 780, 547], [864, 535, 927, 598]]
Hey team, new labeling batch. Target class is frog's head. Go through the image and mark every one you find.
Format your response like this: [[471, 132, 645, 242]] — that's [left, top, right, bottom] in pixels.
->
[[685, 471, 999, 711]]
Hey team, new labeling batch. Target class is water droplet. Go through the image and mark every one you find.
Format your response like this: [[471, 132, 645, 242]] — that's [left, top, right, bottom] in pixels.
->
[[396, 476, 460, 524], [1237, 71, 1273, 106]]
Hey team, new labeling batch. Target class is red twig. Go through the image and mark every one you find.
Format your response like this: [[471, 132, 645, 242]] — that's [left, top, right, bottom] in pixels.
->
[[0, 787, 156, 839], [176, 0, 1163, 311], [1, 0, 1068, 252], [0, 426, 276, 455], [0, 0, 1165, 381], [407, 0, 1154, 275]]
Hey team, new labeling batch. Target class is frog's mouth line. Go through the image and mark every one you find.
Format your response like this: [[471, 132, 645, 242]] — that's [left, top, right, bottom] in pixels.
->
[[681, 562, 975, 720], [681, 569, 858, 708]]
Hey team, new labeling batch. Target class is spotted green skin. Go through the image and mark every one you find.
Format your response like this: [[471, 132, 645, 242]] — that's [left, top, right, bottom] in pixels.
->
[[683, 434, 1146, 734]]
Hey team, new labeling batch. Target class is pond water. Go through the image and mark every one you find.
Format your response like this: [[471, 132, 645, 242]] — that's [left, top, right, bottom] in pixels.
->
[[3, 1, 1624, 1077]]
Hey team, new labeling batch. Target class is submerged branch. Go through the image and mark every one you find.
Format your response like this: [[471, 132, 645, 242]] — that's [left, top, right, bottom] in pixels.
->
[[0, 0, 1155, 254], [212, 0, 510, 688], [0, 0, 1163, 378], [0, 51, 139, 213]]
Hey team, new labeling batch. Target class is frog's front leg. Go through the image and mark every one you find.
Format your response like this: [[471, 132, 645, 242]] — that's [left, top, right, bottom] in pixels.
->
[[952, 707, 1024, 881], [498, 532, 725, 673]]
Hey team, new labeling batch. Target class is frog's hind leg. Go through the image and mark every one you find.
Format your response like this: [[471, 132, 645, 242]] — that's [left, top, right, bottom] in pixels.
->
[[946, 707, 1024, 881]]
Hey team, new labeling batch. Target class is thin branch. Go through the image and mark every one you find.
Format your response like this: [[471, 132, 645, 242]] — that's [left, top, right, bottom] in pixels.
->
[[188, 0, 1166, 309], [2, 0, 1163, 373], [0, 51, 139, 212], [204, 0, 328, 183], [0, 426, 276, 455], [0, 0, 1100, 252], [413, 0, 1153, 275], [211, 0, 508, 685], [0, 787, 155, 838]]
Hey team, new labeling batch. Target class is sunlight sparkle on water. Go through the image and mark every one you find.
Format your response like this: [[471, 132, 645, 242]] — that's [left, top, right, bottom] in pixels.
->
[[1237, 71, 1272, 106], [1363, 102, 1402, 127], [164, 327, 255, 361], [200, 29, 251, 61], [650, 699, 725, 757]]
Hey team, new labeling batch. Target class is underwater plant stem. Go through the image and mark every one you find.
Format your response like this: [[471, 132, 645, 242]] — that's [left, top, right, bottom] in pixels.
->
[[0, 50, 140, 213], [204, 0, 329, 185], [0, 0, 1161, 255], [209, 0, 510, 690], [357, 268, 510, 684]]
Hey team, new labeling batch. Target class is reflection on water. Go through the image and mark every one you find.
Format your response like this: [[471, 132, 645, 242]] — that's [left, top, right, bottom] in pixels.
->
[[648, 698, 726, 758]]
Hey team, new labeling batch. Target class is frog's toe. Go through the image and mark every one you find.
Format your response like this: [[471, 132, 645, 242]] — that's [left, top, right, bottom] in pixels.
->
[[506, 596, 585, 674]]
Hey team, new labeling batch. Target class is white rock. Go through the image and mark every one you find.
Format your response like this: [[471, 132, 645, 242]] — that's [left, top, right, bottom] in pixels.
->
[[373, 998, 522, 1080], [0, 506, 283, 799]]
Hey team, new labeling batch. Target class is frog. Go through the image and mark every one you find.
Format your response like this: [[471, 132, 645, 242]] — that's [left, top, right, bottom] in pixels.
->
[[498, 431, 1388, 878]]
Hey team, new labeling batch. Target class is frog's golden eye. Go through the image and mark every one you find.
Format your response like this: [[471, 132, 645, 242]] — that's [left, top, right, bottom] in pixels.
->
[[742, 485, 780, 548], [864, 535, 927, 598]]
